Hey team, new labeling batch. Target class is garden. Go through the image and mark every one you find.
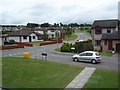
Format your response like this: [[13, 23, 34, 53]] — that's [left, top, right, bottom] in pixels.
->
[[2, 57, 83, 88]]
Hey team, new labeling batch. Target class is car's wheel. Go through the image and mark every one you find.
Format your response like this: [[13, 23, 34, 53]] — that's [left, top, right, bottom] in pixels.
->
[[73, 58, 79, 62], [91, 59, 97, 64]]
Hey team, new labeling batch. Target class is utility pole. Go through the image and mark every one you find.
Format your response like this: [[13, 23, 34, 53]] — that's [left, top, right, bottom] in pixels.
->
[[57, 24, 59, 49]]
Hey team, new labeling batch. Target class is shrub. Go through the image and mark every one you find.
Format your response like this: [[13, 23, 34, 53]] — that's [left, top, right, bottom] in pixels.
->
[[74, 42, 84, 53], [9, 39, 15, 45], [94, 48, 98, 52], [84, 43, 94, 51], [61, 42, 72, 52], [88, 39, 92, 43]]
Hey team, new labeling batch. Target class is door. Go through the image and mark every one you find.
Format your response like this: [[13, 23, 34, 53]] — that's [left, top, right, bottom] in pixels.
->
[[29, 36, 31, 42], [116, 43, 120, 52], [108, 40, 112, 50]]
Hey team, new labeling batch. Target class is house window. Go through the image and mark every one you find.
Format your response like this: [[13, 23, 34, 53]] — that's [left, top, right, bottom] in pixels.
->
[[52, 34, 54, 37], [105, 40, 107, 45], [95, 40, 101, 45], [33, 36, 35, 39], [38, 36, 42, 40], [51, 30, 54, 32], [107, 29, 111, 33], [23, 36, 27, 39], [95, 29, 102, 34]]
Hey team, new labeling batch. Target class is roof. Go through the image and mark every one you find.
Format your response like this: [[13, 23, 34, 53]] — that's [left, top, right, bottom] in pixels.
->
[[101, 31, 120, 40], [92, 19, 119, 28], [8, 29, 42, 36]]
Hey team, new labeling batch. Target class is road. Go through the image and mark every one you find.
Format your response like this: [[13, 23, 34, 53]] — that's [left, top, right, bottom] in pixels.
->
[[1, 33, 119, 71]]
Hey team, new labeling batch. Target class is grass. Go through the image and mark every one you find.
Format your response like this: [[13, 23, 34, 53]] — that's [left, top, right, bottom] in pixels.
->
[[2, 57, 84, 88], [75, 29, 91, 35], [100, 52, 113, 56], [29, 41, 54, 46], [55, 48, 61, 52], [62, 33, 78, 41], [84, 69, 118, 88]]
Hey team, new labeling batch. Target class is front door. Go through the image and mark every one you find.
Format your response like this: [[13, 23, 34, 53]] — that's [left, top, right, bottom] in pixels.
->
[[108, 40, 112, 50], [29, 36, 31, 42]]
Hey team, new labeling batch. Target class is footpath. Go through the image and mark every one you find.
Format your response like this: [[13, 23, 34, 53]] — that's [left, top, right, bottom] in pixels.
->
[[66, 67, 96, 88]]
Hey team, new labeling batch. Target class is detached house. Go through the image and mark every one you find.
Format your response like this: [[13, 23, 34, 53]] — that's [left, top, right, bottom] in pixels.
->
[[92, 19, 120, 53], [7, 29, 43, 43]]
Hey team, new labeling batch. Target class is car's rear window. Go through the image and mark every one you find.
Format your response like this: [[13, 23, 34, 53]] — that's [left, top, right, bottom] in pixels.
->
[[95, 53, 101, 56]]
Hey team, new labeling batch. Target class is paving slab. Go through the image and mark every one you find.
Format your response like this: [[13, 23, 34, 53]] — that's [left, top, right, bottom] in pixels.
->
[[66, 67, 96, 88]]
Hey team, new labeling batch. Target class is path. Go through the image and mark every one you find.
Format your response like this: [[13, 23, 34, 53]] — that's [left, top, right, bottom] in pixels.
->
[[66, 67, 96, 88]]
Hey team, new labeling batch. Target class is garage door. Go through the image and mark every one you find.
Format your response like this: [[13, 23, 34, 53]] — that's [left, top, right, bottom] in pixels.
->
[[116, 43, 120, 52]]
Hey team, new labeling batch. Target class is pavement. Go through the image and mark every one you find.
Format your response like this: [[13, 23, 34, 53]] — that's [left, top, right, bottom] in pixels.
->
[[66, 67, 96, 88]]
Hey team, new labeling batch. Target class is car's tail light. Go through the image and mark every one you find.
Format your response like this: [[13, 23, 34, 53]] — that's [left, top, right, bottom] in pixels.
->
[[96, 57, 100, 59]]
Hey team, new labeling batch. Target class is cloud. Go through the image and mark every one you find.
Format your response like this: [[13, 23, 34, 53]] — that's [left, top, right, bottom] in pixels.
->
[[0, 0, 119, 25]]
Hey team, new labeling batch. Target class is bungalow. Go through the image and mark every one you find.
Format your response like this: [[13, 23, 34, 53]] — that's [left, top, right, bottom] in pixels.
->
[[92, 19, 119, 53], [7, 29, 43, 43]]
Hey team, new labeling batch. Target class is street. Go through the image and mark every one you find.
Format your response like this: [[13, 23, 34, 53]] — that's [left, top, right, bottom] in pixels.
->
[[1, 33, 119, 71]]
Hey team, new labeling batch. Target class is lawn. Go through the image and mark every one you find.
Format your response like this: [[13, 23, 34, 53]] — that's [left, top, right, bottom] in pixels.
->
[[84, 69, 118, 88], [100, 52, 113, 56], [29, 41, 54, 46], [2, 57, 84, 88], [75, 29, 91, 35], [62, 33, 78, 41]]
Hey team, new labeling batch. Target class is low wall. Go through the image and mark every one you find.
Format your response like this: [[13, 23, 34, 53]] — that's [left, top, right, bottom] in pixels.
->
[[0, 45, 24, 50], [40, 39, 62, 46], [15, 42, 33, 47]]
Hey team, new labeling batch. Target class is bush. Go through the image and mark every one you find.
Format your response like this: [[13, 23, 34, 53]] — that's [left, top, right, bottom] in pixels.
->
[[88, 39, 92, 43], [94, 48, 98, 52], [84, 43, 94, 51], [74, 42, 84, 53], [9, 39, 15, 45], [61, 42, 72, 52]]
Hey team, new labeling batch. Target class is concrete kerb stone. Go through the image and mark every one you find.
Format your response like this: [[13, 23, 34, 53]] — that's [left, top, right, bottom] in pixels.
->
[[66, 67, 96, 88]]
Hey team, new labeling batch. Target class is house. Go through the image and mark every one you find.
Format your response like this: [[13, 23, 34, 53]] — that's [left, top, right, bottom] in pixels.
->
[[92, 19, 119, 53], [7, 29, 43, 43], [47, 27, 61, 39]]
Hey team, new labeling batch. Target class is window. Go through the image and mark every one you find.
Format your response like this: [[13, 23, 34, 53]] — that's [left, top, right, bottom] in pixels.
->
[[38, 36, 42, 40], [95, 40, 101, 45], [86, 53, 93, 56], [33, 36, 35, 39], [105, 40, 107, 45], [51, 30, 54, 32], [52, 34, 54, 37], [23, 36, 27, 39], [107, 29, 111, 33], [95, 29, 102, 34]]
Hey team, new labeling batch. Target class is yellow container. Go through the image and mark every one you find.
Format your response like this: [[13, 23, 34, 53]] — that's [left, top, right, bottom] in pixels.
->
[[23, 52, 31, 58]]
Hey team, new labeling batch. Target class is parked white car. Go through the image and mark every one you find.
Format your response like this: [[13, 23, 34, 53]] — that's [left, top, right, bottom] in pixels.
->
[[72, 51, 102, 64], [77, 39, 85, 42]]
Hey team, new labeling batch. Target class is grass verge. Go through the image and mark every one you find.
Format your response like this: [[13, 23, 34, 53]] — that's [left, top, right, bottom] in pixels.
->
[[100, 52, 113, 56], [84, 69, 118, 88], [29, 41, 54, 46], [55, 48, 61, 52], [3, 57, 83, 88], [62, 33, 78, 41], [75, 30, 91, 35]]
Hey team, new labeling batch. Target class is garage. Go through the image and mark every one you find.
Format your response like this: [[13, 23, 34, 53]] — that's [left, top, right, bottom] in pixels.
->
[[116, 43, 120, 52]]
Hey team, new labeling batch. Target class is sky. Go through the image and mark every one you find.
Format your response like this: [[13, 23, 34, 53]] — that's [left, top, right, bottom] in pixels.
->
[[0, 0, 119, 25]]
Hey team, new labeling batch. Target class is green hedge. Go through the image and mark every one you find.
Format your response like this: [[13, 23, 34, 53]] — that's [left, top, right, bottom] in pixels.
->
[[61, 42, 72, 52]]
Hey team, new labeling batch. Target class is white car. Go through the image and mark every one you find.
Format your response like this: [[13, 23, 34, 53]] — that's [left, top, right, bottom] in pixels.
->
[[77, 39, 85, 42], [72, 51, 102, 64]]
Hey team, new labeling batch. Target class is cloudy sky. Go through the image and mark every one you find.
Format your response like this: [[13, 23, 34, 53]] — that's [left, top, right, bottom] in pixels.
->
[[0, 0, 119, 25]]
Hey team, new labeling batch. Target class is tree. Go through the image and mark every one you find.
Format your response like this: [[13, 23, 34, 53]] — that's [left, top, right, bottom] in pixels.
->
[[42, 31, 48, 41], [27, 23, 39, 28], [41, 23, 51, 27]]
